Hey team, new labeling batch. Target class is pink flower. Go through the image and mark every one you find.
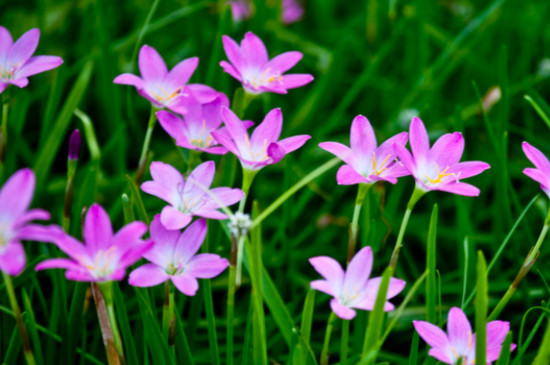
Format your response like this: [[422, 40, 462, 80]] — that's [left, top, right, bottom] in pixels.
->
[[394, 117, 490, 196], [35, 204, 152, 282], [522, 141, 550, 197], [309, 246, 405, 320], [114, 45, 206, 114], [219, 32, 313, 94], [157, 91, 235, 155], [0, 27, 63, 94], [228, 0, 252, 22], [141, 161, 244, 230], [212, 107, 310, 171], [129, 216, 228, 295], [282, 0, 304, 24], [414, 307, 515, 364], [319, 115, 409, 185], [0, 169, 54, 275]]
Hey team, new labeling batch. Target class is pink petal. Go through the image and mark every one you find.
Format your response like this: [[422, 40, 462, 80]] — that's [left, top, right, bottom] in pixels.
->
[[413, 320, 451, 350], [186, 254, 228, 278], [35, 258, 82, 272], [486, 320, 510, 362], [427, 348, 453, 364], [8, 28, 39, 67], [434, 182, 480, 197], [164, 57, 199, 91], [175, 219, 207, 261], [318, 141, 355, 166], [265, 51, 303, 73], [16, 224, 58, 242], [112, 221, 148, 251], [280, 73, 314, 89], [277, 135, 310, 153], [171, 274, 199, 296], [128, 263, 169, 287], [83, 203, 113, 252], [375, 132, 409, 161], [157, 110, 185, 142], [309, 256, 344, 295], [186, 84, 221, 104], [0, 241, 26, 275], [221, 35, 244, 71], [194, 209, 227, 220], [447, 307, 473, 355], [336, 165, 369, 185], [49, 230, 88, 262], [65, 270, 95, 282], [450, 161, 490, 180], [141, 181, 179, 206], [143, 215, 178, 266], [10, 77, 29, 88], [393, 143, 416, 175], [251, 108, 283, 147], [350, 115, 377, 159], [523, 141, 550, 176], [409, 117, 430, 164], [357, 277, 405, 311], [330, 298, 356, 320], [430, 132, 464, 167], [0, 168, 35, 219], [118, 240, 154, 268], [220, 107, 249, 150], [241, 32, 268, 67], [267, 142, 286, 165], [0, 26, 13, 59], [310, 280, 337, 297], [185, 161, 216, 199], [138, 45, 167, 82], [113, 73, 144, 89], [160, 206, 192, 230], [343, 246, 373, 295], [13, 208, 50, 228], [211, 130, 239, 156], [17, 55, 63, 78], [523, 168, 550, 193], [0, 83, 8, 94]]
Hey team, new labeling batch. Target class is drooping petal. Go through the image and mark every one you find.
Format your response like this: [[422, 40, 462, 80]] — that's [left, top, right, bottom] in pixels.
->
[[434, 182, 480, 197], [430, 132, 464, 167], [350, 115, 376, 158], [309, 256, 344, 296], [336, 165, 369, 185], [343, 246, 372, 295], [171, 274, 199, 296], [17, 55, 63, 78], [413, 320, 451, 351], [0, 241, 26, 275], [0, 168, 35, 219], [83, 203, 114, 252], [447, 307, 473, 355], [8, 28, 39, 67], [186, 254, 229, 278], [16, 224, 58, 242], [138, 45, 167, 82], [220, 61, 244, 81], [175, 219, 207, 261], [113, 73, 144, 88], [241, 32, 268, 67], [164, 57, 199, 91], [330, 298, 356, 320], [523, 142, 550, 176], [13, 208, 50, 228], [160, 206, 192, 230], [128, 263, 170, 287], [409, 117, 430, 163], [265, 51, 303, 73]]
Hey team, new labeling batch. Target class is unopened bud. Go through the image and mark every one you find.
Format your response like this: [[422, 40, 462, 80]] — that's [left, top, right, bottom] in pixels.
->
[[228, 212, 252, 238], [68, 129, 81, 161]]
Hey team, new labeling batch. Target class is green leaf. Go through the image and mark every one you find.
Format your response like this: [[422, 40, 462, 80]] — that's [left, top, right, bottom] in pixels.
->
[[475, 251, 488, 365], [426, 204, 438, 324], [495, 331, 513, 365]]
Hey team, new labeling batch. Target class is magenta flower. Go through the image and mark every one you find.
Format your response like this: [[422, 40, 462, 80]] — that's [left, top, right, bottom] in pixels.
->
[[0, 27, 63, 94], [0, 169, 54, 275], [114, 45, 202, 114], [414, 307, 515, 364], [522, 142, 550, 197], [228, 0, 252, 22], [319, 115, 409, 185], [394, 117, 490, 196], [219, 32, 313, 94], [212, 107, 310, 171], [129, 216, 228, 295], [141, 160, 244, 230], [309, 246, 405, 320], [282, 0, 304, 24], [157, 92, 234, 155], [35, 203, 152, 282]]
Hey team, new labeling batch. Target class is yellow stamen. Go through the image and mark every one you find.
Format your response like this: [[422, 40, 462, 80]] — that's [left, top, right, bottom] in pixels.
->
[[424, 164, 454, 185], [371, 153, 392, 176]]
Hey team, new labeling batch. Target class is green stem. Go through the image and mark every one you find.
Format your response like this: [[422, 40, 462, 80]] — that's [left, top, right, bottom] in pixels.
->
[[226, 235, 237, 365], [135, 106, 157, 184], [348, 183, 371, 263], [232, 87, 256, 119], [238, 168, 257, 213], [0, 99, 8, 178], [162, 281, 176, 346], [91, 283, 121, 365], [390, 186, 425, 268], [488, 208, 550, 321], [320, 312, 337, 365], [98, 282, 126, 365], [340, 319, 350, 365], [2, 272, 36, 365], [251, 158, 340, 229], [187, 149, 201, 173]]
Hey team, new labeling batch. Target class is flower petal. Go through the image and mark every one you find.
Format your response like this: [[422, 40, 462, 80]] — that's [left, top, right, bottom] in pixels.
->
[[450, 161, 490, 180], [267, 142, 286, 165], [430, 132, 464, 167], [128, 263, 169, 287], [17, 55, 63, 78], [0, 168, 35, 219], [160, 206, 192, 230], [241, 32, 268, 67], [486, 320, 511, 362], [265, 51, 302, 73], [220, 107, 249, 151], [186, 254, 228, 278], [0, 241, 26, 275], [393, 143, 416, 175], [157, 110, 185, 143], [309, 256, 344, 296], [447, 307, 473, 355], [175, 219, 207, 261], [336, 165, 369, 185], [35, 258, 82, 272], [310, 279, 337, 297], [185, 161, 216, 199], [279, 74, 314, 89], [350, 115, 377, 159], [113, 73, 144, 88], [112, 221, 148, 251], [251, 108, 282, 147], [277, 135, 310, 153], [83, 203, 113, 252], [330, 298, 356, 320], [434, 182, 480, 197], [0, 26, 13, 60], [222, 35, 244, 71], [318, 141, 355, 166], [8, 28, 39, 67], [164, 57, 199, 91], [409, 117, 430, 164], [343, 246, 373, 295], [413, 320, 451, 351], [138, 45, 167, 82], [523, 141, 550, 176], [171, 274, 199, 296]]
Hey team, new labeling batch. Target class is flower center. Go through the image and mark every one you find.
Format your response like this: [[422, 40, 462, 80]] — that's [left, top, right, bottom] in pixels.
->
[[424, 163, 454, 185], [371, 152, 392, 176], [189, 120, 214, 148], [149, 86, 182, 103], [165, 260, 185, 276], [247, 68, 283, 90], [242, 135, 269, 162], [83, 247, 118, 278]]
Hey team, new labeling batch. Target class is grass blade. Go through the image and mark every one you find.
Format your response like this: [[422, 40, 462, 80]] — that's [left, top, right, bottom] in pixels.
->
[[426, 204, 438, 324], [475, 251, 488, 365]]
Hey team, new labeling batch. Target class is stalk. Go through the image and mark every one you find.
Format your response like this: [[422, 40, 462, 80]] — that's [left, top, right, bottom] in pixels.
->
[[135, 106, 157, 184], [91, 283, 121, 365], [0, 96, 8, 178], [226, 235, 238, 365], [348, 183, 371, 263], [320, 312, 338, 365], [389, 186, 425, 268], [2, 272, 36, 365], [96, 282, 126, 365], [162, 281, 176, 347], [340, 319, 350, 365]]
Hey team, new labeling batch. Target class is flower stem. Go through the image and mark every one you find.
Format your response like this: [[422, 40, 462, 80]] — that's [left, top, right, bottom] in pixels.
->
[[162, 281, 176, 346], [340, 318, 350, 365], [320, 312, 338, 365], [232, 87, 256, 119], [348, 183, 371, 264], [235, 168, 257, 286], [238, 168, 257, 213], [135, 106, 157, 184], [0, 97, 8, 178], [389, 186, 425, 268], [91, 283, 121, 365], [2, 272, 36, 365], [226, 235, 238, 365], [97, 282, 126, 365], [488, 207, 550, 321]]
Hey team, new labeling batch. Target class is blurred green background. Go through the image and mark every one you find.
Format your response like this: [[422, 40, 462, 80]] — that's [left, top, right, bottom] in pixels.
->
[[1, 0, 550, 363]]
